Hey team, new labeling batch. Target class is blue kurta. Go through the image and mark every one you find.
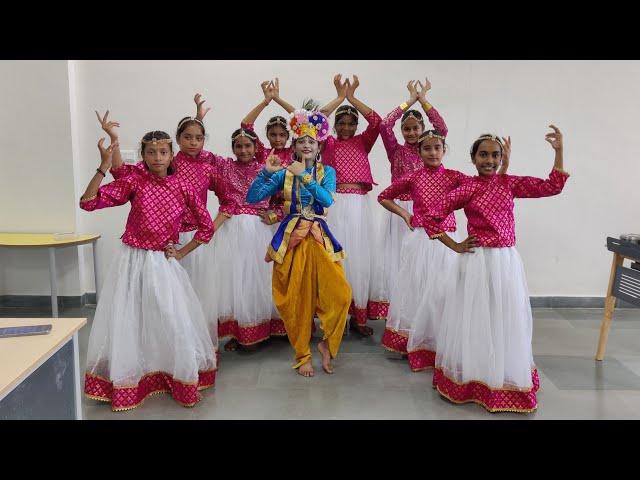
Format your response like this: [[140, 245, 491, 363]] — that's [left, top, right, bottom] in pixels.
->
[[246, 162, 345, 264]]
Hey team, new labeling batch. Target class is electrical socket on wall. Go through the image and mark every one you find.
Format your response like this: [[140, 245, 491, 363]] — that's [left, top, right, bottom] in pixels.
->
[[120, 150, 138, 164]]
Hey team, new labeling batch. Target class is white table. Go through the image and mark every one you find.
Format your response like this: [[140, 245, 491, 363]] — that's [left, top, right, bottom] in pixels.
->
[[0, 233, 101, 317]]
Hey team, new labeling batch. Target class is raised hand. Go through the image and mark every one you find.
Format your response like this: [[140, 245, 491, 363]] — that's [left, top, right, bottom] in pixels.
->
[[272, 77, 281, 99], [502, 135, 512, 163], [545, 125, 563, 150], [454, 235, 478, 254], [333, 74, 348, 99], [265, 153, 284, 174], [346, 74, 360, 100], [95, 110, 120, 140], [97, 137, 118, 170], [194, 93, 211, 121], [406, 80, 419, 104], [417, 77, 432, 103], [260, 80, 273, 103]]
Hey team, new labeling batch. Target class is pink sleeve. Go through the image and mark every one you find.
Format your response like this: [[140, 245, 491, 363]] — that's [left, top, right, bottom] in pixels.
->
[[110, 162, 139, 180], [79, 176, 136, 211], [207, 154, 226, 193], [424, 180, 476, 238], [425, 106, 448, 137], [184, 187, 214, 244], [380, 107, 403, 158], [508, 169, 570, 198], [378, 174, 411, 201], [360, 110, 382, 152]]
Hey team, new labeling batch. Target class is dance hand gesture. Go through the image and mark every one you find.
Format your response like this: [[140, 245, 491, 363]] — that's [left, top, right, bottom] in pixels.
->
[[346, 75, 359, 101], [402, 211, 414, 231], [97, 137, 118, 171], [260, 80, 274, 104], [454, 235, 478, 254], [334, 74, 348, 100], [287, 161, 306, 176], [417, 77, 432, 103], [545, 125, 563, 151], [271, 77, 281, 100], [194, 93, 211, 121], [406, 80, 419, 104], [95, 110, 120, 141], [501, 136, 512, 170], [164, 242, 182, 260], [265, 153, 284, 174]]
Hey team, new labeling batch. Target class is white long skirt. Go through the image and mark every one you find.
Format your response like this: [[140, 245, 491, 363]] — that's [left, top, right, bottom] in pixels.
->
[[326, 192, 379, 325], [370, 200, 414, 317], [382, 228, 460, 371], [83, 244, 217, 410], [194, 214, 283, 345], [433, 246, 539, 413]]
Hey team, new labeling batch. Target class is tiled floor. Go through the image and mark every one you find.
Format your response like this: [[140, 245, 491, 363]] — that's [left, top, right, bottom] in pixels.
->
[[2, 305, 640, 419]]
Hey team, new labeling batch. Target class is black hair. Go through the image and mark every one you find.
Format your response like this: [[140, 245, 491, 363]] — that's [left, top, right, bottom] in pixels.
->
[[401, 109, 425, 129], [266, 116, 290, 137], [417, 130, 447, 150], [176, 117, 205, 139], [231, 127, 258, 149], [470, 134, 503, 160], [335, 105, 359, 125]]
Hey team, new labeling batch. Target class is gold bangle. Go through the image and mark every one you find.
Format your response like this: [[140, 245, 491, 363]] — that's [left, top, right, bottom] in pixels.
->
[[429, 232, 445, 240], [399, 102, 409, 111], [420, 100, 432, 111]]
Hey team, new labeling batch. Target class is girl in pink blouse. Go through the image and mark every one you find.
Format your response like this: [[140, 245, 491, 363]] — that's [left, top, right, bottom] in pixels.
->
[[317, 74, 383, 336], [80, 131, 217, 412], [425, 126, 569, 413], [97, 96, 225, 289], [204, 128, 286, 352], [240, 78, 297, 225], [371, 79, 450, 330], [378, 130, 510, 372]]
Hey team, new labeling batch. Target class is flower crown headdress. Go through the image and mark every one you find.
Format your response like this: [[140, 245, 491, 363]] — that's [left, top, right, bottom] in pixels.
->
[[288, 109, 331, 142]]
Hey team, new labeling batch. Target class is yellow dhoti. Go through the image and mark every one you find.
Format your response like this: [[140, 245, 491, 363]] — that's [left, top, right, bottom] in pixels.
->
[[272, 229, 352, 369]]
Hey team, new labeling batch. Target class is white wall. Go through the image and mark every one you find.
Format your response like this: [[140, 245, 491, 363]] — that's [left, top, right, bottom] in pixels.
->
[[0, 61, 80, 296], [2, 60, 639, 297]]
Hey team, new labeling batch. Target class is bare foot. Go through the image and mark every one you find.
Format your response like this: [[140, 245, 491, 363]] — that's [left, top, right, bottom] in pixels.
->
[[350, 320, 373, 337], [224, 339, 239, 351], [297, 361, 314, 377], [317, 340, 334, 374]]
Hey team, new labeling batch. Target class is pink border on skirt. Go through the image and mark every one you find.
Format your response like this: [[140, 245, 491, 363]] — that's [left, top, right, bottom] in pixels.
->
[[84, 369, 217, 411], [218, 318, 287, 345], [432, 368, 539, 413], [382, 328, 408, 353]]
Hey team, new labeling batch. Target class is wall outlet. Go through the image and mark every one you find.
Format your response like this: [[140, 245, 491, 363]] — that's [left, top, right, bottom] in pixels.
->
[[120, 150, 138, 164]]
